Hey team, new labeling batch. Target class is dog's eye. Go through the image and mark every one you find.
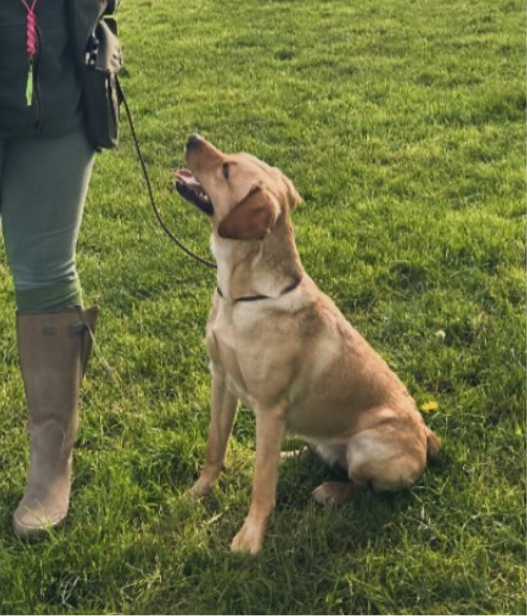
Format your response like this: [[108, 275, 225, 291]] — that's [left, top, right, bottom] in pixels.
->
[[221, 162, 230, 180]]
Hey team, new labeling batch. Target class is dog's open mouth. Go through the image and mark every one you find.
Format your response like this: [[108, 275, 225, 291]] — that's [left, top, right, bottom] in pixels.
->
[[174, 169, 214, 216]]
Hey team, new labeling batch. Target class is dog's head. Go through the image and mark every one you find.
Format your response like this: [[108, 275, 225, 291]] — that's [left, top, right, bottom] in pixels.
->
[[175, 135, 301, 240]]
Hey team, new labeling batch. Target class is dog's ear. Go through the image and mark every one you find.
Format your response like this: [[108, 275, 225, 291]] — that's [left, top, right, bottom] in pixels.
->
[[218, 184, 280, 240], [283, 175, 302, 211]]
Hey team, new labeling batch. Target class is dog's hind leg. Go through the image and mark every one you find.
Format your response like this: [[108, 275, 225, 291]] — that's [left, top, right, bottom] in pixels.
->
[[312, 480, 359, 505], [310, 442, 348, 473], [347, 424, 427, 492], [310, 441, 359, 505], [189, 369, 238, 498]]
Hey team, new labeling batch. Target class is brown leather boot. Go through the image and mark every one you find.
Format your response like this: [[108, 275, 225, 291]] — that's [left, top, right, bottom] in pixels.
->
[[13, 306, 99, 539]]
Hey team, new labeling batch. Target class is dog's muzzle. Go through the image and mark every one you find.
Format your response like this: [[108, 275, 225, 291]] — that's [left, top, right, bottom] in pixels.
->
[[174, 169, 214, 216]]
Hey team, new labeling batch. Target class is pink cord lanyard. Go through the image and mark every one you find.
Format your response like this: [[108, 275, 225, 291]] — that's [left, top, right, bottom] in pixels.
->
[[18, 0, 39, 106]]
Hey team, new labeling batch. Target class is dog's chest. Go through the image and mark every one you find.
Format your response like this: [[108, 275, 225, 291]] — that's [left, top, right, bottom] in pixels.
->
[[206, 305, 257, 407]]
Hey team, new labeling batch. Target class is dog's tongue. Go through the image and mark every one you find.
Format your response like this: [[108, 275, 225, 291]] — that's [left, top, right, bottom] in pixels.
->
[[175, 168, 202, 191], [174, 168, 211, 205]]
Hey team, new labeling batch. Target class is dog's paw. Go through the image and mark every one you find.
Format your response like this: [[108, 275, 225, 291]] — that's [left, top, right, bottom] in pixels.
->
[[230, 519, 265, 555], [188, 476, 214, 499], [312, 481, 357, 506]]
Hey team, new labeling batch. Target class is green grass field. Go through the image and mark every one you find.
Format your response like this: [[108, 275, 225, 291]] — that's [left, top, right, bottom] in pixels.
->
[[1, 0, 525, 613]]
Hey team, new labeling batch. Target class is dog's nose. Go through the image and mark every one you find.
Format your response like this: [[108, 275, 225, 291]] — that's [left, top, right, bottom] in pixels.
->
[[186, 134, 202, 151]]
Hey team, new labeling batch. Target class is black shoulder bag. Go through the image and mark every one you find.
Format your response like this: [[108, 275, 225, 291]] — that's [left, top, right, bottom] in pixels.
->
[[82, 15, 123, 150]]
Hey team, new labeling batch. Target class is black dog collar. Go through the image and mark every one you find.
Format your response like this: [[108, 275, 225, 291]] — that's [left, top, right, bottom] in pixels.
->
[[217, 277, 302, 304]]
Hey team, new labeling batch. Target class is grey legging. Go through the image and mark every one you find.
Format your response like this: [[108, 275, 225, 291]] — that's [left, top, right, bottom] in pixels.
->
[[0, 128, 95, 311]]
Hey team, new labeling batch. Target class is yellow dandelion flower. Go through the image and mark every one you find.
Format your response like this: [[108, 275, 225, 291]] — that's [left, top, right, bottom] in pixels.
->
[[421, 400, 439, 412]]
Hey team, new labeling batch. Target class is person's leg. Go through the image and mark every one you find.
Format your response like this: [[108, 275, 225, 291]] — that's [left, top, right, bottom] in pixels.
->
[[1, 129, 95, 310], [0, 129, 99, 537]]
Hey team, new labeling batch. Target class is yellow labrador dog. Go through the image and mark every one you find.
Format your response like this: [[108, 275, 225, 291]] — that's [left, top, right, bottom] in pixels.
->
[[175, 135, 440, 554]]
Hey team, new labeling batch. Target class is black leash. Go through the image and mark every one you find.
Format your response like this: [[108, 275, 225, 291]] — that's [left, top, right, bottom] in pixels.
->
[[118, 82, 217, 270]]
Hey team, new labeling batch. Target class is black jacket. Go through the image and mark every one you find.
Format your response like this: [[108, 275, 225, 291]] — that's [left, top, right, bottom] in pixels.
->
[[0, 0, 118, 140]]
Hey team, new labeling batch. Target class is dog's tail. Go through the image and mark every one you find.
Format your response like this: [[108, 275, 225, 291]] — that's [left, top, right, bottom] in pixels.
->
[[426, 429, 441, 458]]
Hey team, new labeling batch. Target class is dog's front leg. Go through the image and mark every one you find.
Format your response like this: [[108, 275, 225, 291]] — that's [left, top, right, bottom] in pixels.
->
[[231, 406, 286, 555], [190, 368, 238, 498]]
